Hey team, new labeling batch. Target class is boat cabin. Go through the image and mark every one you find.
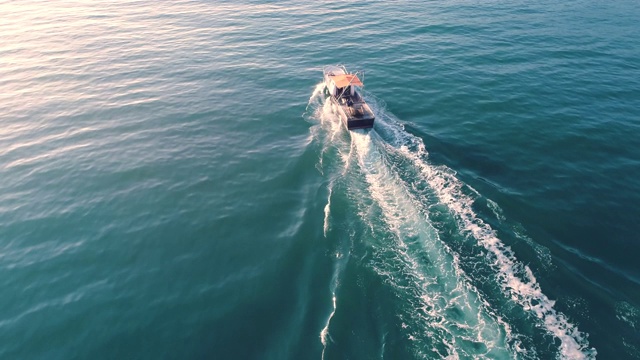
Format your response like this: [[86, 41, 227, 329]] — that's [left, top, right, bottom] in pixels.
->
[[326, 73, 363, 99]]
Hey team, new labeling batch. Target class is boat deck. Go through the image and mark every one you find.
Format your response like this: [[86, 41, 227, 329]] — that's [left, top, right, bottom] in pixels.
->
[[332, 94, 375, 129]]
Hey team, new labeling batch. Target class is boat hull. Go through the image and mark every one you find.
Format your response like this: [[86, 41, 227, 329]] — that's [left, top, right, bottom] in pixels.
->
[[347, 117, 375, 130]]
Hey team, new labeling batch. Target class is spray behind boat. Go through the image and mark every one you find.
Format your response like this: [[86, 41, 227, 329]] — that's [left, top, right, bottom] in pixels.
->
[[322, 65, 375, 130]]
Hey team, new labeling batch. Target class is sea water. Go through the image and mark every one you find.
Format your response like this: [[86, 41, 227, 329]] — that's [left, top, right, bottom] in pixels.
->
[[1, 0, 639, 358]]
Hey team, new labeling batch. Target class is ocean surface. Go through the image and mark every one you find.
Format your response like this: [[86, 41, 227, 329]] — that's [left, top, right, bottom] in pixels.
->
[[1, 0, 639, 359]]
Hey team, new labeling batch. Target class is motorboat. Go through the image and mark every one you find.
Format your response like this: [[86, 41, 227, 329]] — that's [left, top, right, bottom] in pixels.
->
[[323, 65, 375, 130]]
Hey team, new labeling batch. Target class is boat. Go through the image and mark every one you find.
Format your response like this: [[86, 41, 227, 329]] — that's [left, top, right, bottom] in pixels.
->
[[323, 65, 375, 130]]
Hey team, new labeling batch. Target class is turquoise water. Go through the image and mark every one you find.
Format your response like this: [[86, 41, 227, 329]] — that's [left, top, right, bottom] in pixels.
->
[[1, 0, 639, 358]]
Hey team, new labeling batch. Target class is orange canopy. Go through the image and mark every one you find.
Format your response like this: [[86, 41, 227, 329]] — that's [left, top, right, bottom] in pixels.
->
[[329, 74, 363, 88]]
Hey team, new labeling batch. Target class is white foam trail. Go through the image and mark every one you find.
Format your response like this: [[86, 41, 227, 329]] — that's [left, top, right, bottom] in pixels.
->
[[486, 198, 506, 221], [308, 82, 325, 107], [350, 131, 512, 359], [375, 114, 596, 359], [341, 138, 354, 176], [323, 184, 332, 238], [306, 86, 591, 358], [307, 81, 344, 139], [324, 101, 343, 142], [305, 82, 348, 175], [306, 81, 355, 358], [306, 89, 511, 356], [320, 293, 337, 360], [319, 243, 350, 359], [309, 89, 348, 357]]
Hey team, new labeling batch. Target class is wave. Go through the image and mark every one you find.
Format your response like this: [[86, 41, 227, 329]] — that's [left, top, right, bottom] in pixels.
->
[[350, 130, 512, 358], [306, 83, 596, 359], [370, 103, 596, 359]]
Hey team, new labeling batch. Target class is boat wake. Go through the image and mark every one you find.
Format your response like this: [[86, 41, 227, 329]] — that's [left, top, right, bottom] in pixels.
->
[[305, 83, 596, 359]]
